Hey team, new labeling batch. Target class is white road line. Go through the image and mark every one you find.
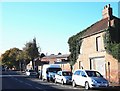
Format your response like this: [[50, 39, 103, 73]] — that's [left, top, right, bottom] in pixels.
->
[[35, 87, 42, 89], [25, 83, 32, 86], [55, 83, 79, 89], [14, 78, 18, 80], [35, 87, 47, 91], [0, 75, 26, 77], [19, 80, 23, 83]]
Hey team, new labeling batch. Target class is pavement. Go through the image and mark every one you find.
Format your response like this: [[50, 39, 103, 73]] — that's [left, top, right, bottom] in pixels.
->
[[110, 82, 120, 87]]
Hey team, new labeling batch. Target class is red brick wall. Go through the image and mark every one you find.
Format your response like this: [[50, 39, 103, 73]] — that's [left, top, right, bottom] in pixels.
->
[[73, 32, 119, 83]]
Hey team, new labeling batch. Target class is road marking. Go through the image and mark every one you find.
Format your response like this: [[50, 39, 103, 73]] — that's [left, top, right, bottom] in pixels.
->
[[28, 78, 80, 89], [19, 80, 23, 83], [0, 75, 26, 77], [35, 87, 47, 91], [54, 83, 80, 89], [25, 83, 32, 86], [35, 87, 42, 89]]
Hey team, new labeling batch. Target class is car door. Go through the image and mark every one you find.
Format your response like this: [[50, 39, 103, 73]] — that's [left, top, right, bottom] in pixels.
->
[[74, 71, 81, 85], [79, 71, 87, 86], [57, 71, 61, 83], [59, 71, 63, 83], [56, 71, 59, 82]]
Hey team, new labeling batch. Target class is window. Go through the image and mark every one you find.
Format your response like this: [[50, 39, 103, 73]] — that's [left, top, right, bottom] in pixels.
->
[[74, 71, 81, 75], [96, 36, 102, 51], [62, 72, 72, 76], [81, 71, 86, 77], [57, 71, 61, 75], [86, 71, 103, 77], [79, 61, 81, 69]]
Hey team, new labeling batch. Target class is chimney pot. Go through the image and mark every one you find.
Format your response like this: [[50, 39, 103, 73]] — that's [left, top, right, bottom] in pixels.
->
[[102, 4, 112, 19]]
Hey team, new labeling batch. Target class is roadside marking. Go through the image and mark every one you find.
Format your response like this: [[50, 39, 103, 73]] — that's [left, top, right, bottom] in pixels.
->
[[25, 83, 32, 86], [28, 78, 80, 89], [19, 80, 23, 83], [35, 87, 47, 91], [0, 75, 26, 77], [35, 87, 42, 89], [54, 83, 80, 89]]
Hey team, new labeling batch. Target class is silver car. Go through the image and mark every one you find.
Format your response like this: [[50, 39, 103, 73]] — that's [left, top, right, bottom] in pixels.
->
[[72, 69, 109, 89], [26, 69, 38, 77], [55, 70, 72, 85]]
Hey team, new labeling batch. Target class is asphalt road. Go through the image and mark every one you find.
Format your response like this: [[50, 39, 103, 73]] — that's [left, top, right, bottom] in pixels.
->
[[1, 71, 120, 91]]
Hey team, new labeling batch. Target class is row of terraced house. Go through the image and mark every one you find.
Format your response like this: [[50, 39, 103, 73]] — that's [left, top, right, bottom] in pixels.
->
[[27, 4, 120, 84]]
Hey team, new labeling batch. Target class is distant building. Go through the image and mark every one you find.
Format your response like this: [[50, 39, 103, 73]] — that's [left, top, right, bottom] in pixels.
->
[[40, 54, 71, 71]]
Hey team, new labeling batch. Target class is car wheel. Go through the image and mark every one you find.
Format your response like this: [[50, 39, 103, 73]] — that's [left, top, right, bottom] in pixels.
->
[[38, 75, 40, 79], [47, 77, 49, 82], [85, 82, 90, 90], [55, 79, 57, 84], [61, 80, 64, 85], [42, 78, 45, 81], [72, 80, 76, 87]]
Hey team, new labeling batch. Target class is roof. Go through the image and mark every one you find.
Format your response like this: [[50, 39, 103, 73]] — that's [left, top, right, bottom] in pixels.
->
[[82, 17, 108, 38], [56, 54, 70, 58], [42, 54, 70, 59]]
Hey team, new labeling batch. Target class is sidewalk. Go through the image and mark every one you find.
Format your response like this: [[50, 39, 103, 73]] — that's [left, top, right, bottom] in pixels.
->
[[110, 82, 120, 87]]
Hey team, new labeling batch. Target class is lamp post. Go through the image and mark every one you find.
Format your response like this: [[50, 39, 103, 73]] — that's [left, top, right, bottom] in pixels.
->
[[34, 58, 37, 71], [19, 60, 21, 71]]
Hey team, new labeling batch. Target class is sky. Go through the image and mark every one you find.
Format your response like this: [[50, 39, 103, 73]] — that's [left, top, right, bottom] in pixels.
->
[[0, 1, 119, 56]]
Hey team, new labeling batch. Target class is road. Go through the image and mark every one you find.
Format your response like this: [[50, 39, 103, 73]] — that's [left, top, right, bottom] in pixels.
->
[[1, 71, 120, 91]]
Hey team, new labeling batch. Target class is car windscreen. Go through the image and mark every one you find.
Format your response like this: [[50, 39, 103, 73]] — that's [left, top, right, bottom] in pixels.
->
[[86, 71, 103, 77], [62, 72, 72, 76], [47, 68, 61, 73], [29, 70, 36, 72]]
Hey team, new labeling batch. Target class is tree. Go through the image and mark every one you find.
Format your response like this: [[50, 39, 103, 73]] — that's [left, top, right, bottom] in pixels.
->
[[16, 50, 30, 71], [23, 38, 39, 70], [40, 53, 45, 58], [1, 48, 21, 69], [58, 52, 62, 55]]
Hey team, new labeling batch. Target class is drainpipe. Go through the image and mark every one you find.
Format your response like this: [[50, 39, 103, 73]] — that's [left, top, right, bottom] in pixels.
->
[[108, 62, 110, 82]]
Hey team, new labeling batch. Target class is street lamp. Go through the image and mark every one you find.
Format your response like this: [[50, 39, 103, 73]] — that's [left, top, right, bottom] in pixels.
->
[[34, 58, 37, 71]]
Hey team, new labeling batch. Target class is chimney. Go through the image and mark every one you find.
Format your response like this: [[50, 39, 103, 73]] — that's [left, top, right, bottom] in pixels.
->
[[102, 4, 112, 19]]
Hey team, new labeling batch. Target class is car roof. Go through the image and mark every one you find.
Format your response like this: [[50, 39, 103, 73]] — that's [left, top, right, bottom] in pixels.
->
[[58, 70, 72, 72], [74, 69, 97, 72]]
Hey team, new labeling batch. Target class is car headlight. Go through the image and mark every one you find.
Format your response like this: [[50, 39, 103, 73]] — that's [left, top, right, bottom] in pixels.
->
[[63, 77, 67, 81], [92, 79, 97, 84]]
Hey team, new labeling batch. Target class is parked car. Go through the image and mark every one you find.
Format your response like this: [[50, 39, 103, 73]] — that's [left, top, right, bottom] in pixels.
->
[[72, 69, 109, 90], [42, 64, 62, 82], [55, 70, 72, 85], [25, 69, 38, 77]]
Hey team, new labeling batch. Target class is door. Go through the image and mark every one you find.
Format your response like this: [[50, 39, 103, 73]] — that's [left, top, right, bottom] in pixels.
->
[[79, 71, 87, 86], [56, 71, 61, 83], [73, 71, 81, 85], [90, 57, 106, 77]]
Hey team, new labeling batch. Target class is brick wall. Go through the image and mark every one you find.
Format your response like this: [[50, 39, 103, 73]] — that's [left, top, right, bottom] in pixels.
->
[[73, 31, 119, 83]]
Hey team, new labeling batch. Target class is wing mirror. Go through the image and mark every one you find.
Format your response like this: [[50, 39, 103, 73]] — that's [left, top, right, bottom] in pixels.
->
[[82, 75, 87, 77]]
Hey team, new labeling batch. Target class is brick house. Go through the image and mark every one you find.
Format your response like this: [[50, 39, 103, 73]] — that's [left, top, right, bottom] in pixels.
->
[[40, 54, 71, 71], [73, 4, 120, 83]]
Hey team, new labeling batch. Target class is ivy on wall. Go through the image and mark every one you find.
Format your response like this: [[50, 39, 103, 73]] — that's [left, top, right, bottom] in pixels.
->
[[103, 27, 120, 62], [68, 23, 96, 68], [68, 28, 89, 67]]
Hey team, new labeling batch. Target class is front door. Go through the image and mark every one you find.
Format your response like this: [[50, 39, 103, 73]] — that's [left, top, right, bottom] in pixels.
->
[[90, 57, 106, 77]]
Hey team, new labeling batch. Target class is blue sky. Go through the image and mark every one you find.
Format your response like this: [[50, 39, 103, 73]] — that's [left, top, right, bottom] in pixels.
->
[[0, 2, 119, 55]]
